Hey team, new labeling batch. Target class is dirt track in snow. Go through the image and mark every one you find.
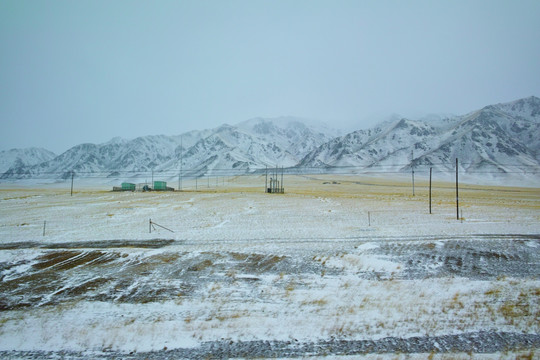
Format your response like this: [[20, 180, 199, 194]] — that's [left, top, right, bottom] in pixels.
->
[[1, 234, 539, 358], [1, 235, 539, 310]]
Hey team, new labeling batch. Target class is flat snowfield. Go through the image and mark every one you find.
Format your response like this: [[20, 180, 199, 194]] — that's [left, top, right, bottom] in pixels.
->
[[0, 175, 539, 359]]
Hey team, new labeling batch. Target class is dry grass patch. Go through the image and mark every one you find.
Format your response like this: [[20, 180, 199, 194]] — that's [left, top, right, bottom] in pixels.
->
[[301, 298, 328, 306], [499, 288, 540, 326], [188, 259, 213, 272]]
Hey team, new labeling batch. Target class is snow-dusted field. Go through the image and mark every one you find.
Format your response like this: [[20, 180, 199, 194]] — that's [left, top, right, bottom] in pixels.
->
[[0, 175, 539, 359]]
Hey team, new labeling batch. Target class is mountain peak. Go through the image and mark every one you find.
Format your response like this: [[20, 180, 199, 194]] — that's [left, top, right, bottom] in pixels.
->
[[2, 97, 539, 184], [491, 96, 540, 123], [298, 96, 539, 182], [103, 136, 127, 145], [0, 147, 57, 173]]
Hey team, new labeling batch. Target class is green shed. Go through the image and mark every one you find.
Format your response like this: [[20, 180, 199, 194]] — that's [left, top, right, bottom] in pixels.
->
[[121, 182, 136, 191], [154, 181, 167, 190]]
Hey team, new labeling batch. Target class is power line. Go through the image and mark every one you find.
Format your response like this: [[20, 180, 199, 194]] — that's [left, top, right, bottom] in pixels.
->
[[2, 161, 540, 180]]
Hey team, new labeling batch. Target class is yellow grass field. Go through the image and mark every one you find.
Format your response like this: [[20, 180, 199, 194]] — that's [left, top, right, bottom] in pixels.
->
[[0, 175, 539, 358]]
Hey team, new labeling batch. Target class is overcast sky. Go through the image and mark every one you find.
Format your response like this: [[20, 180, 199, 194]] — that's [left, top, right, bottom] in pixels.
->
[[1, 0, 539, 153]]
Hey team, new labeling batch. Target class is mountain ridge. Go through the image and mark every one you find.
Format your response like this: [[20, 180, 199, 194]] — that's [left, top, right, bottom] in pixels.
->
[[298, 96, 540, 179], [0, 148, 57, 174], [1, 116, 340, 180], [2, 97, 539, 184]]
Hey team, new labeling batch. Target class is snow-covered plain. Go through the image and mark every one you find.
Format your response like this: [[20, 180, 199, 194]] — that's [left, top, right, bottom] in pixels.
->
[[0, 174, 539, 359]]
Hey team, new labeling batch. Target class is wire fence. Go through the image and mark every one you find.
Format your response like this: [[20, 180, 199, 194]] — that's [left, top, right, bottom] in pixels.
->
[[2, 162, 537, 241], [2, 161, 539, 181]]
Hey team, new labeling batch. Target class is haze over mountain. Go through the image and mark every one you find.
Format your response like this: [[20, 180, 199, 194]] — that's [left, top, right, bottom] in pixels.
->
[[299, 97, 540, 176], [1, 117, 340, 180], [1, 97, 539, 184], [0, 148, 56, 174]]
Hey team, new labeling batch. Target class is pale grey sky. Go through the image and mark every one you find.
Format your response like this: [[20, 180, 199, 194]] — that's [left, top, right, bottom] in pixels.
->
[[1, 0, 539, 153]]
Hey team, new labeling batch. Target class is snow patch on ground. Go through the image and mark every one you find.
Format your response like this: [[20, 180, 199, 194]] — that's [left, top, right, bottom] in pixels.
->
[[0, 176, 538, 357]]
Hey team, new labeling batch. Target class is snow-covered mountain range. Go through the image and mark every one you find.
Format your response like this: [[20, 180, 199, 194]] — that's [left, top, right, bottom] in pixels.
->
[[0, 148, 56, 174], [299, 96, 540, 178], [1, 117, 340, 180], [1, 97, 539, 182]]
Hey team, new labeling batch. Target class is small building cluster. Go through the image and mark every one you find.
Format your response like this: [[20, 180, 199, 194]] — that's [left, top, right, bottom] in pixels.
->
[[113, 181, 174, 192]]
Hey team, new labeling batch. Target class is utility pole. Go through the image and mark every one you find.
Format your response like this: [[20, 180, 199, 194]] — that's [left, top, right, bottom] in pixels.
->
[[179, 136, 183, 191], [429, 167, 432, 214], [456, 158, 459, 220], [70, 171, 74, 196], [275, 165, 278, 193], [411, 150, 415, 196], [281, 166, 284, 193]]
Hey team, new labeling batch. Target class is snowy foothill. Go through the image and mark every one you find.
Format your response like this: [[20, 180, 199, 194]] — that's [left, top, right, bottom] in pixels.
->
[[0, 174, 539, 358]]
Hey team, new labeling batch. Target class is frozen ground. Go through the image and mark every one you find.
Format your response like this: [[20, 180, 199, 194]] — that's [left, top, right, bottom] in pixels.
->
[[0, 175, 539, 359]]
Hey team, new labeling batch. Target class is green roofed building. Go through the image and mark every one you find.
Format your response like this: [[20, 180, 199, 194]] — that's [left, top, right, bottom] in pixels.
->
[[121, 182, 136, 191], [153, 181, 167, 190]]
